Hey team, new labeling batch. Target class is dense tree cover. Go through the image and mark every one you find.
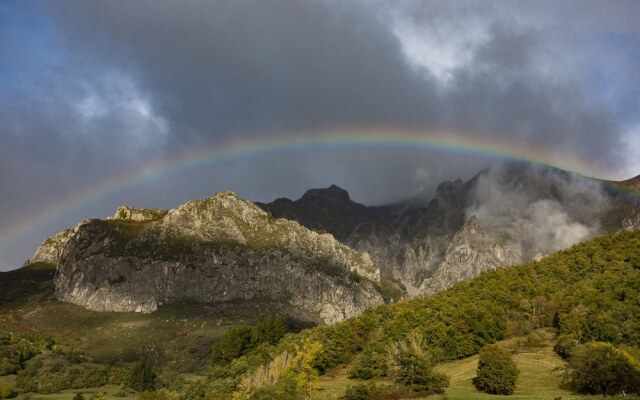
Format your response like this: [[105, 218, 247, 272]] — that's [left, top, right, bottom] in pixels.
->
[[10, 351, 158, 394], [385, 332, 448, 394], [129, 360, 157, 392], [198, 230, 640, 398], [473, 344, 518, 395], [0, 333, 54, 375], [276, 230, 640, 380], [563, 342, 640, 397], [210, 317, 287, 366]]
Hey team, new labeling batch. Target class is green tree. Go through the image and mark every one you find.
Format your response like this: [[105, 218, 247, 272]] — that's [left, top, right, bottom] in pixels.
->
[[72, 393, 85, 400], [129, 360, 156, 392], [473, 344, 518, 395], [393, 351, 448, 393], [0, 384, 17, 399], [210, 326, 253, 365], [564, 342, 640, 398]]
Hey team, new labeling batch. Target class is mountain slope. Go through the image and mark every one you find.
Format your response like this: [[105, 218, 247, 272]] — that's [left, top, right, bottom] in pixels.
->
[[259, 163, 640, 295], [53, 191, 383, 323], [212, 229, 640, 398]]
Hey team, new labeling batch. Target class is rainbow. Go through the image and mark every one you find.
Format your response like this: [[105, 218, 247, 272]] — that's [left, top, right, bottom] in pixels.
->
[[0, 128, 627, 249]]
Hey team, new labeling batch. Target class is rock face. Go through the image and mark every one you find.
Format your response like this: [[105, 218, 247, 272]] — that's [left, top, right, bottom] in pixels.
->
[[30, 228, 76, 265], [259, 164, 640, 296], [110, 205, 168, 221], [419, 215, 521, 294], [54, 191, 382, 323], [39, 163, 639, 323]]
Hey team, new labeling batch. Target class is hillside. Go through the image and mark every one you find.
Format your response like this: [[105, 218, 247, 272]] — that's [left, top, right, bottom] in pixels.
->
[[1, 228, 639, 399], [200, 229, 640, 398]]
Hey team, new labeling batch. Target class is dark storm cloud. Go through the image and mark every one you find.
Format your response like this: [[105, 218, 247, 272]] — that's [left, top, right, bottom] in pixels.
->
[[46, 0, 440, 137], [443, 22, 621, 170], [0, 0, 637, 269], [42, 0, 627, 167]]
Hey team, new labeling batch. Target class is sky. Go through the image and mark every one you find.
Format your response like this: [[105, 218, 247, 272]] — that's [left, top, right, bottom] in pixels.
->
[[0, 0, 639, 270]]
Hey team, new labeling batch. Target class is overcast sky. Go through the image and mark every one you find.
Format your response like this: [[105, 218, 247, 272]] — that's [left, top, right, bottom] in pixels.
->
[[1, 0, 639, 270]]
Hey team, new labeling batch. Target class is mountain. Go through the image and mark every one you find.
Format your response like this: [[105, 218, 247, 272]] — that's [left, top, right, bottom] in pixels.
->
[[28, 163, 640, 321], [49, 191, 384, 324], [259, 163, 640, 295]]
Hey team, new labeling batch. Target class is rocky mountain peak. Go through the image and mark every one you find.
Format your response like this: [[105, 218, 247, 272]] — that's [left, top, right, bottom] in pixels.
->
[[111, 205, 168, 221], [434, 178, 467, 207], [301, 184, 351, 203], [53, 191, 383, 323], [29, 228, 75, 265], [457, 215, 482, 236]]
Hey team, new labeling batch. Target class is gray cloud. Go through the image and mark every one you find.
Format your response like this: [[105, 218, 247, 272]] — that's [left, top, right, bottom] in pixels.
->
[[0, 0, 637, 269], [465, 164, 609, 257], [46, 0, 439, 136]]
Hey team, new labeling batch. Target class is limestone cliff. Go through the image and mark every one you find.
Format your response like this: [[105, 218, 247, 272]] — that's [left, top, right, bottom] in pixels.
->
[[30, 228, 75, 265], [259, 164, 640, 298], [419, 216, 521, 294], [54, 191, 382, 323]]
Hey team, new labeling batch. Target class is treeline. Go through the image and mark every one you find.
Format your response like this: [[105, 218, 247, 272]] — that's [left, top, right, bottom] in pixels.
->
[[0, 333, 156, 394], [0, 333, 54, 375]]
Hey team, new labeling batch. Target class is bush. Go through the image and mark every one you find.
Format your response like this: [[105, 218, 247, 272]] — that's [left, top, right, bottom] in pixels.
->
[[210, 317, 287, 366], [128, 361, 156, 392], [564, 342, 640, 397], [0, 384, 17, 399], [393, 351, 448, 393], [554, 334, 579, 359], [341, 384, 371, 400], [473, 344, 518, 395]]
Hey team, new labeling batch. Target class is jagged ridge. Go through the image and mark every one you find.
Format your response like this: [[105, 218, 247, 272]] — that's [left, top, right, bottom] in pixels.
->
[[53, 191, 383, 323]]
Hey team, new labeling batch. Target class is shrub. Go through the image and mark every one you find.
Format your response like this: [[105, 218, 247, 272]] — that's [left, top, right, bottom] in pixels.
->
[[0, 384, 17, 399], [394, 351, 448, 393], [554, 334, 579, 360], [563, 342, 640, 397], [128, 361, 156, 392], [473, 344, 518, 395]]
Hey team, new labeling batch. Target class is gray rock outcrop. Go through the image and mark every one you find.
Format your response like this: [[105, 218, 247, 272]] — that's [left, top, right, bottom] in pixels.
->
[[30, 228, 75, 265], [54, 191, 383, 323]]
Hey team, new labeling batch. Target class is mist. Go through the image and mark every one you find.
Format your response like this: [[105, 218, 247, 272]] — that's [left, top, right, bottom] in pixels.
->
[[465, 164, 610, 258]]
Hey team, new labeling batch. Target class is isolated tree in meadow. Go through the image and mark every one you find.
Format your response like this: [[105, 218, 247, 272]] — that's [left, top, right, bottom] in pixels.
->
[[391, 332, 449, 393], [473, 344, 519, 395]]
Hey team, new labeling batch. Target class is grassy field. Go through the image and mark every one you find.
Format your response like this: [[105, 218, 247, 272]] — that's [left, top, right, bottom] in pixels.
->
[[315, 328, 640, 400], [11, 384, 135, 400]]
